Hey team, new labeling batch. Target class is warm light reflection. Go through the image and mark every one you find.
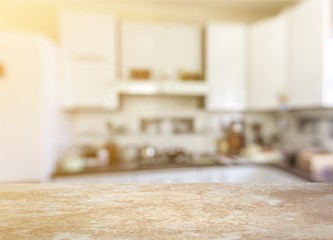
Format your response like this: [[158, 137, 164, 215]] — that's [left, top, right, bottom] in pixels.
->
[[0, 0, 333, 183]]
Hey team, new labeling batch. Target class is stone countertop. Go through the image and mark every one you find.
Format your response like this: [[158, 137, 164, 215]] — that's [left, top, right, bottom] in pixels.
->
[[0, 184, 332, 239]]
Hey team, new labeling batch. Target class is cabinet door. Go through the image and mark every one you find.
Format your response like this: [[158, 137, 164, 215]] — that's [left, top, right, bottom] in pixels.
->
[[53, 176, 99, 183], [223, 166, 305, 183], [206, 22, 246, 111], [60, 12, 116, 58], [223, 166, 260, 183], [60, 12, 118, 109], [121, 22, 202, 80], [288, 0, 324, 107], [199, 167, 225, 182], [121, 22, 164, 79], [62, 53, 118, 109], [249, 13, 288, 110], [163, 23, 202, 80], [98, 172, 135, 183]]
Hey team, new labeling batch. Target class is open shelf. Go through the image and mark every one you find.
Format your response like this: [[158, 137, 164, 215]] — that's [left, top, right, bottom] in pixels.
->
[[116, 79, 207, 96]]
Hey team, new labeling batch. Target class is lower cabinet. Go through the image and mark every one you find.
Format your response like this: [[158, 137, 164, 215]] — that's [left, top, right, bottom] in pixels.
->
[[223, 165, 305, 183], [199, 167, 226, 182], [99, 172, 135, 183], [53, 175, 99, 183], [52, 166, 305, 183], [135, 169, 202, 183]]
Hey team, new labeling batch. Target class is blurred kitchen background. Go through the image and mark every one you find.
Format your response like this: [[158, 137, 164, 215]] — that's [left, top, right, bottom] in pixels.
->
[[1, 0, 333, 183]]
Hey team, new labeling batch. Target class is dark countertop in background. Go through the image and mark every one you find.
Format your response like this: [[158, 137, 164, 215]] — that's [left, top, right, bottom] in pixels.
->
[[52, 162, 221, 177], [52, 162, 321, 182]]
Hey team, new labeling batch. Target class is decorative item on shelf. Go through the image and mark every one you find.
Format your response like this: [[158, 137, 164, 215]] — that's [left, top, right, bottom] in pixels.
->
[[297, 118, 319, 135], [227, 119, 245, 156], [216, 123, 229, 156], [59, 157, 85, 173], [171, 118, 194, 134], [276, 93, 289, 130], [178, 69, 202, 81], [58, 146, 86, 173], [96, 147, 110, 166], [141, 118, 163, 134], [104, 142, 119, 165], [251, 122, 265, 146], [165, 147, 192, 164], [106, 121, 127, 135], [81, 145, 100, 168], [138, 145, 159, 165], [130, 68, 151, 80]]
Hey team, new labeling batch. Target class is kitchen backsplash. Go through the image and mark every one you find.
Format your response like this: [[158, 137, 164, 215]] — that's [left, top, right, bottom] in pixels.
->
[[64, 95, 278, 155], [279, 110, 333, 152]]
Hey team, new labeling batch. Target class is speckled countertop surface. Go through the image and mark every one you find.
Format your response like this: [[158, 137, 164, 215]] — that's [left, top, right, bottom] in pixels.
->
[[0, 184, 332, 239]]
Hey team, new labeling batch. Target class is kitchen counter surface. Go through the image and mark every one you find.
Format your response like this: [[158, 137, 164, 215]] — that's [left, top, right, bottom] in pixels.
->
[[52, 162, 319, 182], [0, 184, 332, 239]]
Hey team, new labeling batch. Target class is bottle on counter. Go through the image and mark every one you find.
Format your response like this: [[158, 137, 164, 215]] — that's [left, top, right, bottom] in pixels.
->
[[251, 122, 265, 146], [104, 142, 119, 165], [216, 124, 229, 156], [227, 119, 245, 156]]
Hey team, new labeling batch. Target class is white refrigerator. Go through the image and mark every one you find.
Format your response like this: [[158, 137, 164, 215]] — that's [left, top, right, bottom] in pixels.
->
[[0, 31, 67, 182]]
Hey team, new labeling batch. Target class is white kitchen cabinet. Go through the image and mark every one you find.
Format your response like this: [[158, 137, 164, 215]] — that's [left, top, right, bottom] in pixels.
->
[[164, 23, 202, 80], [60, 12, 118, 109], [62, 54, 118, 109], [249, 13, 288, 110], [99, 172, 136, 183], [223, 166, 305, 183], [121, 21, 202, 80], [288, 0, 333, 108], [121, 21, 164, 79], [135, 168, 202, 183], [206, 22, 247, 111], [60, 11, 116, 57], [0, 32, 64, 182], [53, 175, 99, 183], [199, 167, 225, 182]]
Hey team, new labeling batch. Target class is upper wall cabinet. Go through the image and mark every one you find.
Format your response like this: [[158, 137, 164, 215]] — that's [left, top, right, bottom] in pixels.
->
[[60, 12, 116, 58], [60, 12, 118, 109], [288, 0, 333, 108], [206, 22, 247, 111], [121, 21, 202, 80], [249, 13, 288, 110]]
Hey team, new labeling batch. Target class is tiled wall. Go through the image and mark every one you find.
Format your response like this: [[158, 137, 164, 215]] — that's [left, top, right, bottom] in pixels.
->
[[63, 96, 278, 156], [280, 110, 333, 151]]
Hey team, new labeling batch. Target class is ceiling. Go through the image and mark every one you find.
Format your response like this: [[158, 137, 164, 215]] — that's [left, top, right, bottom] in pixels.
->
[[3, 0, 301, 13], [0, 0, 302, 41]]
